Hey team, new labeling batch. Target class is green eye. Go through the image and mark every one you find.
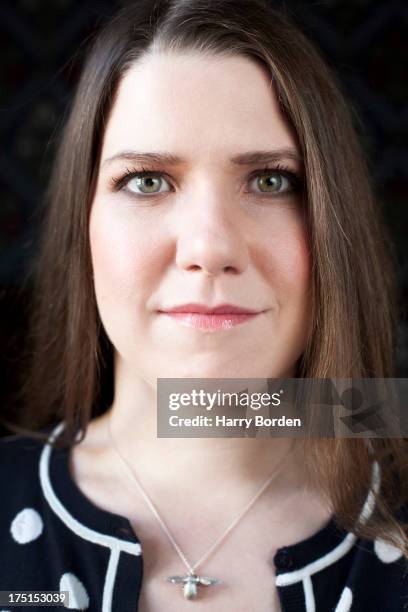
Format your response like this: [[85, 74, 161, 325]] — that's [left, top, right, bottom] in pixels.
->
[[113, 167, 301, 198], [255, 173, 288, 193], [130, 175, 167, 194]]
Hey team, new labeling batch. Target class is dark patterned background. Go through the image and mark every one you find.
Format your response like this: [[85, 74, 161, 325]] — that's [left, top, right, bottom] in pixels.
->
[[0, 0, 407, 429]]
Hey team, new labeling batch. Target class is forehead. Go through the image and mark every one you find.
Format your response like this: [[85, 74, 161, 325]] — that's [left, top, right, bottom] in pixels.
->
[[101, 51, 298, 163]]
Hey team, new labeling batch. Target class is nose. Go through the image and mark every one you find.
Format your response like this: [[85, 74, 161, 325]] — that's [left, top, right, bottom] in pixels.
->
[[174, 190, 249, 277]]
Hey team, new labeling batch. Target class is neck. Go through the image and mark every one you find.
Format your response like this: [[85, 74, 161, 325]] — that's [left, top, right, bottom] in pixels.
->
[[95, 357, 308, 500]]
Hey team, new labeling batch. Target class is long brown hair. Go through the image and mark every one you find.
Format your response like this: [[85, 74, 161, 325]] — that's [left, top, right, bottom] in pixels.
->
[[4, 0, 408, 559]]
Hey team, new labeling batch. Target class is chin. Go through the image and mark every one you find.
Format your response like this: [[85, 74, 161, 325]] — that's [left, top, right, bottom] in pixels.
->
[[155, 362, 271, 380]]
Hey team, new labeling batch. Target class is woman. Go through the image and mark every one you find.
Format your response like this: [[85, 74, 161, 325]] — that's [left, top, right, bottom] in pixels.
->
[[0, 0, 407, 610]]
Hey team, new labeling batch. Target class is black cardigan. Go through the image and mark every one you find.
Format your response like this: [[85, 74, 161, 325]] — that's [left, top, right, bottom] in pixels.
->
[[0, 421, 407, 611]]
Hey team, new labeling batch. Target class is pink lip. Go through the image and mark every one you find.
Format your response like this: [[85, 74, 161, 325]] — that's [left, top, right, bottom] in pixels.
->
[[157, 303, 263, 331], [159, 303, 260, 314]]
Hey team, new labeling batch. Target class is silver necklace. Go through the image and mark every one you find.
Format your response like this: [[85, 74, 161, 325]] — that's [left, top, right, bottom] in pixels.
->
[[107, 415, 293, 601]]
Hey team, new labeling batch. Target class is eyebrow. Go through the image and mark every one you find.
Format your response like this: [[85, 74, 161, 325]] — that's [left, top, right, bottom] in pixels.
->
[[101, 148, 302, 168]]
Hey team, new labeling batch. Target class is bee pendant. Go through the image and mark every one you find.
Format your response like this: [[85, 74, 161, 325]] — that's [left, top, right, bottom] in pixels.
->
[[166, 572, 221, 600]]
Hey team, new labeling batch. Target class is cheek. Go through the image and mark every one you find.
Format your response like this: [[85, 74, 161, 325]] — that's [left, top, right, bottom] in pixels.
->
[[88, 203, 159, 307], [280, 231, 310, 291], [261, 217, 311, 303], [271, 222, 313, 351]]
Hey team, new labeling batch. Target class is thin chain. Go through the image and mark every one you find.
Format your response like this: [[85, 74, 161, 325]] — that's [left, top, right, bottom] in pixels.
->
[[107, 414, 293, 575]]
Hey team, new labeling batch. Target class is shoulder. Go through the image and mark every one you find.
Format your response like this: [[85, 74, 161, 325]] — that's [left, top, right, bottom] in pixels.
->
[[395, 501, 408, 524], [345, 504, 408, 609], [0, 431, 42, 468], [0, 426, 57, 506], [0, 429, 47, 468]]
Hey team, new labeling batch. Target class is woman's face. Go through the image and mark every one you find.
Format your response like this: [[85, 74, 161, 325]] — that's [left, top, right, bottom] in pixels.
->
[[89, 52, 311, 383]]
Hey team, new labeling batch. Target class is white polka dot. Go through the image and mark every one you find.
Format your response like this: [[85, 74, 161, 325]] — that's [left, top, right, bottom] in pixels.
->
[[60, 572, 89, 610], [374, 532, 404, 563], [334, 586, 353, 611], [10, 508, 43, 544]]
